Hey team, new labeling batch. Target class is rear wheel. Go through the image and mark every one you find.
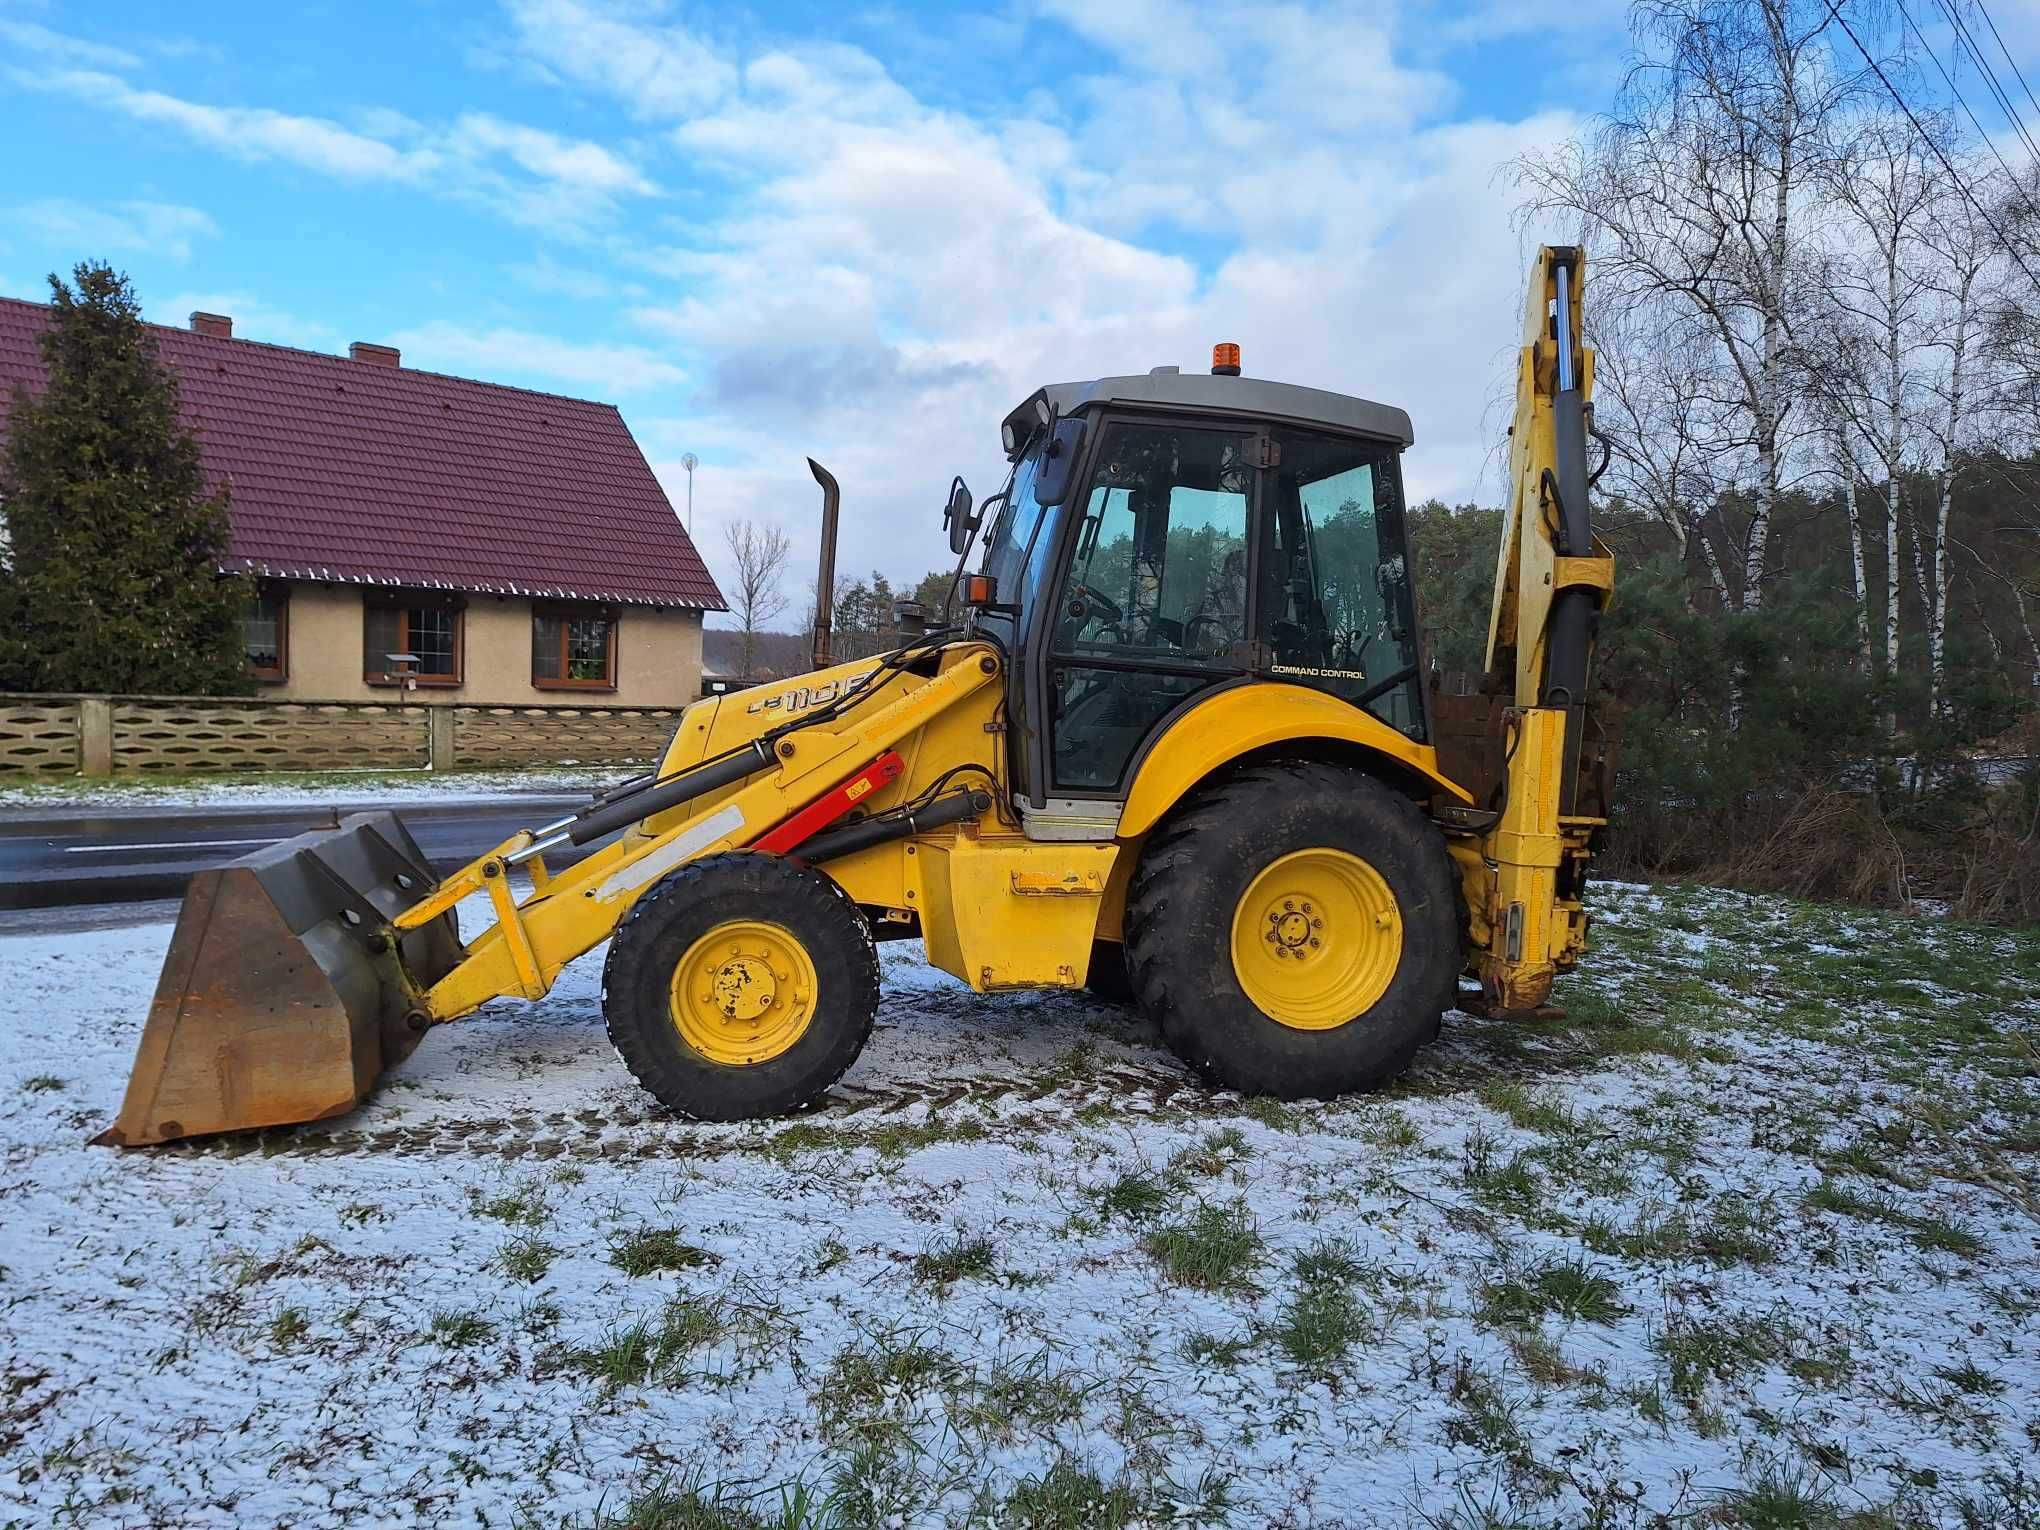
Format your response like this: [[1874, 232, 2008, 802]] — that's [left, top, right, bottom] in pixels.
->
[[1124, 761, 1457, 1099], [602, 853, 879, 1121]]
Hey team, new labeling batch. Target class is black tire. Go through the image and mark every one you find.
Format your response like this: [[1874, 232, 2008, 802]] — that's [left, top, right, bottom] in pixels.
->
[[601, 853, 879, 1121], [1124, 761, 1458, 1100]]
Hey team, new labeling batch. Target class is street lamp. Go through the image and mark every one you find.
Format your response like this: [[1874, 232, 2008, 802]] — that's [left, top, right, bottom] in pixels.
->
[[680, 452, 699, 536]]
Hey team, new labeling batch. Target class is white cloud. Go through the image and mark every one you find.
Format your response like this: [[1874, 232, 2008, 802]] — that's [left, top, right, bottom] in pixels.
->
[[386, 320, 688, 393], [0, 18, 141, 70], [448, 113, 655, 196], [500, 0, 738, 119], [12, 54, 658, 235], [7, 199, 219, 262]]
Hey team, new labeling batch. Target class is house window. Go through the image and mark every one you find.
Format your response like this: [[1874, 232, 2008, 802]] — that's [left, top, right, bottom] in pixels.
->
[[243, 586, 288, 681], [364, 598, 463, 685], [532, 605, 618, 689]]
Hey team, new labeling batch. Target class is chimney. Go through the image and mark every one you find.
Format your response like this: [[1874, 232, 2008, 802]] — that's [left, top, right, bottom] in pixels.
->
[[348, 341, 400, 368], [189, 312, 233, 339]]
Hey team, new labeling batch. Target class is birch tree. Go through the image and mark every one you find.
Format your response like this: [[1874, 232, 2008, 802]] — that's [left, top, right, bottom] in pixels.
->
[[1919, 160, 2011, 717], [1825, 111, 1938, 688], [1516, 0, 1868, 612]]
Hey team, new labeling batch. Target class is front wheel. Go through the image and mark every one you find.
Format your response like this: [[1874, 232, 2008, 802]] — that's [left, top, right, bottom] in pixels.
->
[[1124, 762, 1458, 1099], [601, 853, 879, 1121]]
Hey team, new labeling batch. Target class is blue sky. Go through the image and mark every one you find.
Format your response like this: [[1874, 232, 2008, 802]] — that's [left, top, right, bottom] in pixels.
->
[[5, 0, 1658, 610]]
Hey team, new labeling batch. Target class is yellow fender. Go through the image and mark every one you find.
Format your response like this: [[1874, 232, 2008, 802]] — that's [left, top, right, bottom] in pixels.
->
[[1116, 682, 1472, 841]]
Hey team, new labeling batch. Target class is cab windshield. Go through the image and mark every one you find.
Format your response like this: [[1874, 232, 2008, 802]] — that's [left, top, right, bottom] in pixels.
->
[[967, 434, 1052, 647]]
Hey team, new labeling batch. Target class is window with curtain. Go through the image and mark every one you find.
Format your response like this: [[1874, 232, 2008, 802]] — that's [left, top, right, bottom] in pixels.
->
[[242, 587, 287, 681]]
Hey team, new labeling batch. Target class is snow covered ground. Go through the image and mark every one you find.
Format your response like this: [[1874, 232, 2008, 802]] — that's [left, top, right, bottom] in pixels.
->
[[0, 767, 618, 812], [1, 883, 2035, 1528]]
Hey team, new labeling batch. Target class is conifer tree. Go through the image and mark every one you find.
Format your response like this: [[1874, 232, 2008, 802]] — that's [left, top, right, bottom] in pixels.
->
[[0, 261, 249, 694]]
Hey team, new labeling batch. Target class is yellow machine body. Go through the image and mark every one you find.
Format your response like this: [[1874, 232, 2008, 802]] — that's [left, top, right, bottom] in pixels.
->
[[100, 246, 1612, 1146]]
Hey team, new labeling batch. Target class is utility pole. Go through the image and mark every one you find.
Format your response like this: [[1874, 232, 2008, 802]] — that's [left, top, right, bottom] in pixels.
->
[[680, 452, 699, 535]]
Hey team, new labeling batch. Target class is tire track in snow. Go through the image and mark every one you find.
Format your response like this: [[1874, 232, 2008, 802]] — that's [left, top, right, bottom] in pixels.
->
[[144, 1063, 1204, 1162]]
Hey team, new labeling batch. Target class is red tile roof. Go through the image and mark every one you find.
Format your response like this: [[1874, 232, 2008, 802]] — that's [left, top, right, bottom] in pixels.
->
[[0, 297, 726, 610]]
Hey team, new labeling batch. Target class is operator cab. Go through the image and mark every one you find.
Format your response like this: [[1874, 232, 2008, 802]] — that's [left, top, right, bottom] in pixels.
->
[[951, 351, 1425, 816]]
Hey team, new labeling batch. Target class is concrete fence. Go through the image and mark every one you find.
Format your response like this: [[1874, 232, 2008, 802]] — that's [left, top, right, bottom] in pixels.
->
[[0, 693, 683, 776]]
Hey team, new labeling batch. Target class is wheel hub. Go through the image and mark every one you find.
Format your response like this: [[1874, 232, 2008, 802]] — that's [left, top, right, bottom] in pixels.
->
[[669, 920, 817, 1066], [1231, 849, 1402, 1030]]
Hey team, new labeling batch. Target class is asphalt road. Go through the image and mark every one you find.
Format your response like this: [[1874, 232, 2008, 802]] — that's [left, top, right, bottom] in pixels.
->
[[0, 795, 596, 912]]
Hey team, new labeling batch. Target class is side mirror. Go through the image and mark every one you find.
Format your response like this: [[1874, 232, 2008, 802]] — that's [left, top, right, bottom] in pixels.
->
[[943, 476, 976, 555], [1034, 417, 1088, 507]]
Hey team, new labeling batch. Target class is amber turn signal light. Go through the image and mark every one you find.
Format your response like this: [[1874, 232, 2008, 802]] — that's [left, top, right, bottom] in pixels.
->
[[963, 574, 998, 606]]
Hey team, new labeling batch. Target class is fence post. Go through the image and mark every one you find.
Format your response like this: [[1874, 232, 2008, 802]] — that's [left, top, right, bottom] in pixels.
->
[[79, 697, 113, 777], [428, 706, 456, 773]]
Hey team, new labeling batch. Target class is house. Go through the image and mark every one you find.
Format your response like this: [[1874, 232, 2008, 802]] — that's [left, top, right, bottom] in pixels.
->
[[0, 300, 726, 705]]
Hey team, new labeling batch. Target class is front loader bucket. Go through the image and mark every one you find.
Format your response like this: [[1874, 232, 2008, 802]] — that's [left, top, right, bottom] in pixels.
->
[[94, 811, 463, 1147]]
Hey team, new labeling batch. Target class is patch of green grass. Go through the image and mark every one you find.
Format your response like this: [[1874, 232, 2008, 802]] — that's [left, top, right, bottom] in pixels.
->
[[864, 1116, 990, 1159], [1271, 1284, 1369, 1370], [1291, 1236, 1366, 1286], [1460, 1127, 1542, 1212], [949, 1351, 1092, 1442], [338, 1201, 389, 1228], [470, 1185, 549, 1227], [576, 1296, 732, 1389], [496, 1232, 558, 1284], [267, 1307, 308, 1348], [1504, 1328, 1605, 1391], [427, 1309, 494, 1349], [1169, 1126, 1251, 1179], [1242, 1096, 1302, 1132], [1182, 1329, 1253, 1367], [1092, 1167, 1173, 1223], [816, 1330, 958, 1444], [1442, 1355, 1529, 1460], [23, 1074, 64, 1093], [1477, 1079, 1576, 1136], [1580, 1197, 1781, 1266], [610, 1228, 718, 1277], [592, 1469, 816, 1529], [911, 1232, 996, 1289], [1707, 1461, 1847, 1528], [995, 1458, 1142, 1530], [1477, 1255, 1626, 1328], [1654, 1311, 1785, 1402], [1142, 1201, 1261, 1291], [1803, 1179, 1987, 1259], [1933, 1362, 2005, 1397]]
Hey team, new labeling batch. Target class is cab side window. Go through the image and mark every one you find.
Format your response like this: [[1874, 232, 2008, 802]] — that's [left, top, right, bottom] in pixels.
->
[[1259, 430, 1424, 739]]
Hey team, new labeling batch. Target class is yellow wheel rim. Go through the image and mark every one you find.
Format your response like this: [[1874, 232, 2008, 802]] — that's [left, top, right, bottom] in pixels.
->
[[668, 920, 818, 1066], [1229, 849, 1403, 1030]]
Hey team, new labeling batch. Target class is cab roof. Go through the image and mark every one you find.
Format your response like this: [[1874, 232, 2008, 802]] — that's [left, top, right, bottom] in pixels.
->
[[1002, 367, 1414, 453]]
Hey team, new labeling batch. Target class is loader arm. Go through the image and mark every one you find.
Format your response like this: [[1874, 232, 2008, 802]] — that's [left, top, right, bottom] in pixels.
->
[[1448, 246, 1615, 1011], [412, 644, 1003, 1023]]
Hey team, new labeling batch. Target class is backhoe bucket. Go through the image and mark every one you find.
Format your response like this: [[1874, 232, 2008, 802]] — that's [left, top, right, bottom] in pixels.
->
[[94, 811, 463, 1147]]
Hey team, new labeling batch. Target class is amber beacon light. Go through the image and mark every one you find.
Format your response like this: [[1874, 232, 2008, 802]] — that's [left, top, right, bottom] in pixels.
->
[[1211, 342, 1242, 376]]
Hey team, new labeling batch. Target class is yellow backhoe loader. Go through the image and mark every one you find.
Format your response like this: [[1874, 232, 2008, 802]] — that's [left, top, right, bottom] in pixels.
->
[[96, 247, 1614, 1147]]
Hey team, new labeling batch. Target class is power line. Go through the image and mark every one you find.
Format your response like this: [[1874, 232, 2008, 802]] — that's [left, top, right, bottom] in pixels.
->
[[1974, 0, 2040, 129], [1824, 0, 2040, 293], [1929, 0, 2040, 166], [1897, 0, 2040, 201]]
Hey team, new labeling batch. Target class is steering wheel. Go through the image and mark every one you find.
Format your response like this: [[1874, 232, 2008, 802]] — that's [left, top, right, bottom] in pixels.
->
[[1067, 581, 1124, 626]]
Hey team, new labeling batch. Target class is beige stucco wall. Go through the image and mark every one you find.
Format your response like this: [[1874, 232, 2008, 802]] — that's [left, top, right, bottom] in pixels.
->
[[272, 584, 705, 706]]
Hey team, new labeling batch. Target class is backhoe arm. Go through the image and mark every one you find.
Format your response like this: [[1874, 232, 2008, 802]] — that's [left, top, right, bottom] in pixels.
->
[[1458, 246, 1615, 1011]]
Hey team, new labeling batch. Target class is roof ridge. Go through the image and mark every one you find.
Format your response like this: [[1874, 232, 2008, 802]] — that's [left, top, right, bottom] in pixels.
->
[[0, 294, 627, 412]]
